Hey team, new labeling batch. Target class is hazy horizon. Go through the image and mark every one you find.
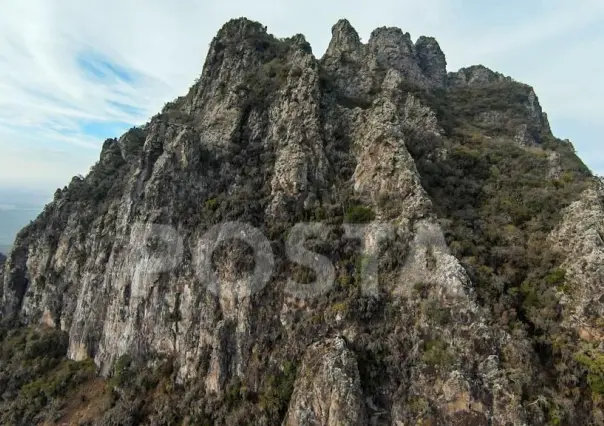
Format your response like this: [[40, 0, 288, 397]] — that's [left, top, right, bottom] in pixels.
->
[[0, 187, 50, 254]]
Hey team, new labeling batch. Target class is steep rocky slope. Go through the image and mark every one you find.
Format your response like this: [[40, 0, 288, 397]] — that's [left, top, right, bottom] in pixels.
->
[[0, 253, 5, 290], [1, 18, 603, 425]]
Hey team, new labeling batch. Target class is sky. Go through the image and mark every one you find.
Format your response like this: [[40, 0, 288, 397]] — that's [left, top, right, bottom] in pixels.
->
[[0, 0, 603, 203]]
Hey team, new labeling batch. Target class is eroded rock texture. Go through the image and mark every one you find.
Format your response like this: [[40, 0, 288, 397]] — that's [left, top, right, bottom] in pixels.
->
[[2, 17, 603, 426]]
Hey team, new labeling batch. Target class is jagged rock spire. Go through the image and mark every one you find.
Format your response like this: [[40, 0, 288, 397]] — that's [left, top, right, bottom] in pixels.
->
[[368, 26, 415, 55], [416, 36, 447, 87], [324, 20, 447, 89], [325, 19, 362, 56], [214, 17, 268, 41]]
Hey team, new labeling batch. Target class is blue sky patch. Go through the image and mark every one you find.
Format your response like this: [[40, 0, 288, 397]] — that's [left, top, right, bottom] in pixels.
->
[[81, 120, 132, 140], [107, 100, 145, 118], [76, 50, 136, 83]]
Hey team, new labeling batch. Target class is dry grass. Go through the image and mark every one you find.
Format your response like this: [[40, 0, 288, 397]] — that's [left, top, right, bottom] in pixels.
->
[[44, 378, 110, 426]]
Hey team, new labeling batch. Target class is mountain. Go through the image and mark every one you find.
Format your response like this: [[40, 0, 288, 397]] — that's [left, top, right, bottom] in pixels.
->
[[1, 18, 603, 425], [0, 255, 4, 306]]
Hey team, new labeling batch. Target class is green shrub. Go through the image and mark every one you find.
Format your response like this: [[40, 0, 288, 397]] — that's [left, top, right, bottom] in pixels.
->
[[545, 268, 566, 286], [111, 354, 133, 388], [408, 396, 430, 415], [312, 206, 326, 221], [0, 326, 98, 425], [20, 359, 95, 401], [330, 301, 349, 315], [204, 198, 218, 210], [574, 347, 604, 395], [260, 361, 297, 416], [344, 205, 375, 223], [421, 339, 454, 366], [225, 378, 244, 406], [421, 299, 451, 325]]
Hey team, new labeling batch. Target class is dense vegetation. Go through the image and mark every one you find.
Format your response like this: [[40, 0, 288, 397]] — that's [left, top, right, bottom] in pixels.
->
[[0, 325, 101, 425], [405, 81, 600, 422], [0, 323, 307, 425]]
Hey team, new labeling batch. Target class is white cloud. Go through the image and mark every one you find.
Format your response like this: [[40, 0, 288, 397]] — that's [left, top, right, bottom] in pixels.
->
[[451, 1, 603, 62], [0, 0, 603, 189]]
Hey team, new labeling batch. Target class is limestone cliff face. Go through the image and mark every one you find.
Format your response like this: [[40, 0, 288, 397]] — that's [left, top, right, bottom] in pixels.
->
[[549, 185, 604, 340], [0, 253, 5, 298], [284, 338, 367, 426], [1, 17, 602, 426]]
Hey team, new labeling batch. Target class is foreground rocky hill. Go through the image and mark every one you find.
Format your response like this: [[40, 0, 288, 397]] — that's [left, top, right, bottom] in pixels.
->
[[1, 18, 603, 425], [0, 253, 5, 289]]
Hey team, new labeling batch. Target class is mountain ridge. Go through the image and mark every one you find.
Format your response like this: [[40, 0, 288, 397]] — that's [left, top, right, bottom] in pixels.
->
[[1, 17, 603, 426]]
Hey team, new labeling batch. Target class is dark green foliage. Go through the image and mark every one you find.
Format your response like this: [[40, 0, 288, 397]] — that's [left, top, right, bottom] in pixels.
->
[[448, 81, 532, 120], [575, 346, 604, 395], [411, 131, 589, 309], [260, 361, 298, 416], [344, 205, 376, 223], [405, 84, 598, 418], [204, 197, 218, 210], [120, 126, 147, 159], [0, 325, 96, 426], [545, 268, 566, 288], [110, 354, 133, 388], [421, 339, 454, 366], [421, 299, 451, 326], [240, 34, 298, 110]]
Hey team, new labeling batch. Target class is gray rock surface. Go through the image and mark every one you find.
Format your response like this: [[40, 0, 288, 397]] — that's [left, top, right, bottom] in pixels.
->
[[1, 17, 600, 425], [447, 65, 511, 87], [283, 337, 366, 426], [549, 186, 604, 339]]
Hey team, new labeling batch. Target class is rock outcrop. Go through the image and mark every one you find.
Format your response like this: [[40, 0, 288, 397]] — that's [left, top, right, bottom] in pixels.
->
[[447, 65, 552, 146], [321, 18, 447, 108], [284, 337, 366, 426], [1, 17, 602, 426], [447, 65, 511, 87], [549, 185, 604, 339], [0, 252, 5, 299]]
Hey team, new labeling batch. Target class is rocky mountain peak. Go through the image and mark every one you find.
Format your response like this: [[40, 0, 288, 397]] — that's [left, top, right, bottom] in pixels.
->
[[215, 17, 268, 41], [447, 64, 511, 87], [415, 36, 447, 87], [322, 19, 447, 90], [368, 26, 414, 51], [445, 64, 553, 144], [326, 18, 362, 55], [0, 17, 602, 426]]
